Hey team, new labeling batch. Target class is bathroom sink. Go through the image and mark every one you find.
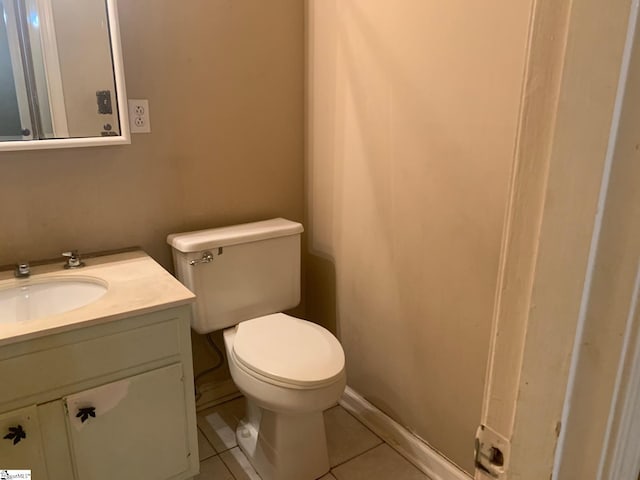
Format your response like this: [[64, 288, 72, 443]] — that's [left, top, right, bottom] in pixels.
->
[[0, 277, 108, 323]]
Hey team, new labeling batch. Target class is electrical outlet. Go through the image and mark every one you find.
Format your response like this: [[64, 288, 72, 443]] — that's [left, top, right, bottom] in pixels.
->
[[128, 99, 151, 133]]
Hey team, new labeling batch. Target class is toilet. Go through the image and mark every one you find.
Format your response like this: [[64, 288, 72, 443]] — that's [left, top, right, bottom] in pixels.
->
[[167, 218, 346, 480]]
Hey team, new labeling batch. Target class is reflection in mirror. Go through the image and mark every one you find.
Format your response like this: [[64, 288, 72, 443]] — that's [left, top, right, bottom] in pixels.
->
[[0, 0, 120, 142]]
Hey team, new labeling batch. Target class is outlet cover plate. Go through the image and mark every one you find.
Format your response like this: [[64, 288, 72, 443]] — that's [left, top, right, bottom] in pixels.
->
[[128, 99, 151, 134]]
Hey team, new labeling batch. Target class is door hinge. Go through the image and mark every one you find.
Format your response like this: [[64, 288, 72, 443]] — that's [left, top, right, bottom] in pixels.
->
[[475, 424, 510, 479]]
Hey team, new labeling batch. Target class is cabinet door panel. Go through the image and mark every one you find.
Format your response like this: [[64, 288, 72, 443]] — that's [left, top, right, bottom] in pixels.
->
[[38, 400, 75, 479], [64, 363, 190, 480], [0, 405, 47, 477]]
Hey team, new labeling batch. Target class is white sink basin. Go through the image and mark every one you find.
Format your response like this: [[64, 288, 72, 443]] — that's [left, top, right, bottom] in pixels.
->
[[0, 277, 108, 323]]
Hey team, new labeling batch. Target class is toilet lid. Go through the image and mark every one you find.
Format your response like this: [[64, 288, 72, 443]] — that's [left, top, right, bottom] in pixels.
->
[[233, 313, 345, 387]]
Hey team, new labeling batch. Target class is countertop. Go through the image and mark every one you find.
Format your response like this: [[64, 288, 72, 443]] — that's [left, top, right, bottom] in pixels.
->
[[0, 250, 195, 347]]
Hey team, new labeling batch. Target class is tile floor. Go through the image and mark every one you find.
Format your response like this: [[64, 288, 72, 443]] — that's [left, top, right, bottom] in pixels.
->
[[195, 396, 430, 480]]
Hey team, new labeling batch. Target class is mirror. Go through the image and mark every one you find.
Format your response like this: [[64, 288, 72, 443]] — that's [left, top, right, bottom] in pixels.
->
[[0, 0, 128, 151]]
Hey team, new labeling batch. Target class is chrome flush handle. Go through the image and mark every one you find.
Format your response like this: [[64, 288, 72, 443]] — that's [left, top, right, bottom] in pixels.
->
[[189, 249, 222, 266]]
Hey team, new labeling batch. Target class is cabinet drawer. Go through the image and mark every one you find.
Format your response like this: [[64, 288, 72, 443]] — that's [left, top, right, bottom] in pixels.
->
[[0, 319, 181, 405]]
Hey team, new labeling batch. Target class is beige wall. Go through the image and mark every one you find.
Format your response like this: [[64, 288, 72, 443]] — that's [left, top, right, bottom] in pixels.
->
[[0, 0, 304, 270], [306, 0, 532, 472]]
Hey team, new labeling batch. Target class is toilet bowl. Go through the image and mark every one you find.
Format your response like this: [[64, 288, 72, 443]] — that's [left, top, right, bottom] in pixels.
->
[[223, 313, 345, 480], [167, 218, 346, 480]]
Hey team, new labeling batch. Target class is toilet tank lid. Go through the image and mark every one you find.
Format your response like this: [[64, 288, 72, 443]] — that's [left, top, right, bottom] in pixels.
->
[[167, 218, 304, 253]]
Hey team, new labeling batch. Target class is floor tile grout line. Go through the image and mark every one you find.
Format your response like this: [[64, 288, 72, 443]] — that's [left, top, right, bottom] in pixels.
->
[[330, 443, 432, 480], [329, 441, 385, 471], [334, 404, 434, 478], [197, 396, 245, 457], [196, 426, 218, 461], [217, 447, 263, 480], [216, 451, 237, 480], [199, 399, 429, 479], [333, 403, 384, 442], [213, 444, 237, 455], [220, 455, 236, 480], [199, 452, 237, 480], [197, 395, 245, 416]]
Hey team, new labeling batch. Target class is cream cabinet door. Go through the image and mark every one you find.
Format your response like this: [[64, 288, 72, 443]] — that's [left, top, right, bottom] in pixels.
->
[[64, 364, 191, 480], [0, 405, 47, 477]]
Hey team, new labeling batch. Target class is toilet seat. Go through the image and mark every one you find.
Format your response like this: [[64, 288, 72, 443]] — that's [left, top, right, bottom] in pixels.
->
[[232, 313, 345, 388]]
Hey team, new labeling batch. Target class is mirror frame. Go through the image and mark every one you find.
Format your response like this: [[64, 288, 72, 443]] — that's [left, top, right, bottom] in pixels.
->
[[0, 0, 129, 152]]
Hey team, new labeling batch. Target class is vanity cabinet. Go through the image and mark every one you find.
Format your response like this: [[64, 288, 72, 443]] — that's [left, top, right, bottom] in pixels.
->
[[0, 305, 199, 480]]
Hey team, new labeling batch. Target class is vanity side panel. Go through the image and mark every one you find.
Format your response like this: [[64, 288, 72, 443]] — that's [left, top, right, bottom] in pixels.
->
[[177, 305, 199, 476]]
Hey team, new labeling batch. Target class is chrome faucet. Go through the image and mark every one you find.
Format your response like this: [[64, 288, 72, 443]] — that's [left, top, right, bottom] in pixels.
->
[[14, 262, 30, 278], [62, 250, 85, 269]]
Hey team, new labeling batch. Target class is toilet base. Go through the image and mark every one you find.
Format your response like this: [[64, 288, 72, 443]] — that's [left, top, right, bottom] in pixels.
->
[[236, 398, 330, 480]]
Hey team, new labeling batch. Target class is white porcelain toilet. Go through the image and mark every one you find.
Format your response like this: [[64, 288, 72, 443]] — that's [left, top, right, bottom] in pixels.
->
[[167, 218, 346, 480]]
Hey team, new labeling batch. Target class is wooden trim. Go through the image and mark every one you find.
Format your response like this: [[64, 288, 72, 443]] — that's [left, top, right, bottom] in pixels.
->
[[554, 1, 640, 476], [105, 0, 130, 143], [340, 386, 471, 480], [2, 0, 33, 140], [35, 0, 69, 137], [478, 0, 636, 478], [479, 0, 573, 444], [603, 266, 640, 479]]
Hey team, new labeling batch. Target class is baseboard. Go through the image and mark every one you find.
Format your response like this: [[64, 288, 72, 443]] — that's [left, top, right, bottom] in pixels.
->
[[339, 386, 472, 480]]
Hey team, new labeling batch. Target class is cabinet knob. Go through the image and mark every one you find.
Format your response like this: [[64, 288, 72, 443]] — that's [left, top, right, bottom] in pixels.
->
[[76, 406, 96, 423], [4, 425, 26, 445]]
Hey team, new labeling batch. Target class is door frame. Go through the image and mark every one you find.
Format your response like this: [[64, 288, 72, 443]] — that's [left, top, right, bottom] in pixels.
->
[[552, 0, 640, 477], [600, 267, 640, 479], [32, 0, 69, 138], [1, 0, 33, 140], [476, 0, 639, 478]]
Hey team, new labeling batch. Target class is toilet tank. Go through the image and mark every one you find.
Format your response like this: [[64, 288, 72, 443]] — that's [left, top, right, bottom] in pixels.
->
[[167, 218, 304, 334]]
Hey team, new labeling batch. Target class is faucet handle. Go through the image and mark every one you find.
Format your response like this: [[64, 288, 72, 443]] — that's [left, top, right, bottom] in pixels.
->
[[62, 250, 84, 269], [15, 262, 30, 278]]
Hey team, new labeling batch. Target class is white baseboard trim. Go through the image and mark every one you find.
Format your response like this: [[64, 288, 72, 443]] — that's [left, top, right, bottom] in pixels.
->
[[339, 386, 472, 480]]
